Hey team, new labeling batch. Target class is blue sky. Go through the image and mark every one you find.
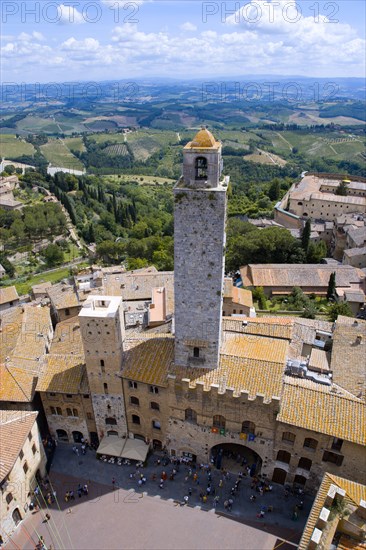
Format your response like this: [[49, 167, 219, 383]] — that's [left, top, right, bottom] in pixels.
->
[[1, 0, 365, 82]]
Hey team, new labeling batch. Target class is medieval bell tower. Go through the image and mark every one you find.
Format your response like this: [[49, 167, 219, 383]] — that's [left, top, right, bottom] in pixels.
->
[[174, 128, 228, 369]]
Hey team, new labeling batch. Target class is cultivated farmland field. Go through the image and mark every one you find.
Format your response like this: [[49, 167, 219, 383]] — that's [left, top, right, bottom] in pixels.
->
[[104, 143, 129, 156], [0, 134, 36, 158], [64, 137, 86, 153], [40, 139, 85, 170]]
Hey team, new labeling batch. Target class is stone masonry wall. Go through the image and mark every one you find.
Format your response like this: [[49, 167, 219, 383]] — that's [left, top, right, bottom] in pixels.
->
[[174, 187, 227, 369]]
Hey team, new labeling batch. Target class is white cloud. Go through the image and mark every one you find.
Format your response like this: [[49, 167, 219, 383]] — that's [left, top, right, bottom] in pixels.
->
[[180, 22, 197, 32], [1, 10, 365, 80], [18, 31, 45, 42], [57, 4, 85, 25], [61, 37, 100, 51]]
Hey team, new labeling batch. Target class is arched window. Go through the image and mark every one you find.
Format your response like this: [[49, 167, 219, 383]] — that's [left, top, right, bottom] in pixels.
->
[[193, 347, 200, 358], [213, 415, 225, 429], [276, 450, 291, 464], [105, 417, 117, 425], [195, 156, 207, 180], [282, 432, 296, 445], [241, 421, 255, 434], [303, 438, 318, 450], [150, 402, 160, 411], [130, 396, 139, 406], [152, 420, 161, 430], [132, 414, 140, 425], [298, 457, 312, 471], [66, 408, 72, 417], [73, 409, 78, 417], [56, 407, 62, 416], [185, 408, 197, 423]]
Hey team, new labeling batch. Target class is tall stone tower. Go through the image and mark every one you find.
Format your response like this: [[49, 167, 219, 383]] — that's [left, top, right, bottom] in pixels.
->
[[79, 296, 127, 442], [174, 128, 228, 369]]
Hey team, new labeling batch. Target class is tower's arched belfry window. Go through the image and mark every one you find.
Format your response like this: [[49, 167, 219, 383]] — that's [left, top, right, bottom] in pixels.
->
[[195, 157, 207, 179]]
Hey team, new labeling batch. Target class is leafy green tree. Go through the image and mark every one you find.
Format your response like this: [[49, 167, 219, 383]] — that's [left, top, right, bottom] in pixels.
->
[[42, 244, 64, 267], [301, 219, 311, 251], [0, 255, 15, 278], [306, 240, 327, 263], [127, 257, 149, 270], [327, 272, 336, 301], [335, 181, 348, 196], [4, 165, 15, 175], [288, 287, 309, 310], [152, 249, 174, 271], [327, 302, 353, 322], [268, 179, 281, 201], [301, 302, 317, 319], [252, 286, 267, 309]]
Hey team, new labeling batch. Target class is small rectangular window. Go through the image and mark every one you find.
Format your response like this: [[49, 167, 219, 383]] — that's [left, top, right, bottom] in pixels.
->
[[23, 462, 29, 474], [149, 386, 159, 394], [19, 450, 24, 460], [32, 444, 37, 455], [129, 381, 138, 389]]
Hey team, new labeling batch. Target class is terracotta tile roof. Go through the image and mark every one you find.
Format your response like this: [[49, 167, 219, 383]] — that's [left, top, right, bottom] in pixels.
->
[[0, 410, 38, 481], [0, 365, 38, 402], [221, 332, 289, 364], [0, 305, 52, 368], [37, 354, 85, 394], [278, 377, 365, 445], [47, 282, 80, 310], [299, 473, 366, 550], [223, 278, 253, 308], [222, 317, 293, 340], [308, 349, 331, 372], [173, 354, 285, 400], [104, 271, 174, 302], [330, 316, 366, 399], [50, 318, 84, 356], [288, 318, 333, 360], [0, 286, 19, 306], [122, 336, 174, 387], [241, 264, 364, 289], [0, 305, 52, 401], [231, 286, 253, 308], [337, 537, 366, 550]]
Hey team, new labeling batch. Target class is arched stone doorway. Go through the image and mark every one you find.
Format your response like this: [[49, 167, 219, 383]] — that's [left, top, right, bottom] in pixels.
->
[[72, 431, 83, 443], [210, 443, 262, 475], [56, 429, 68, 442], [272, 467, 287, 485]]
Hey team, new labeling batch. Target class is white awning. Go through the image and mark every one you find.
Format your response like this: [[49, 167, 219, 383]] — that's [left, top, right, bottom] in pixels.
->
[[96, 435, 125, 457], [120, 439, 149, 462], [96, 435, 149, 462]]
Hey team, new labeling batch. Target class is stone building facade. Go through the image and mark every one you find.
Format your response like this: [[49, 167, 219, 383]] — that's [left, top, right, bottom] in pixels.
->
[[174, 128, 228, 369], [39, 390, 96, 445], [79, 295, 127, 441], [0, 411, 47, 545]]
